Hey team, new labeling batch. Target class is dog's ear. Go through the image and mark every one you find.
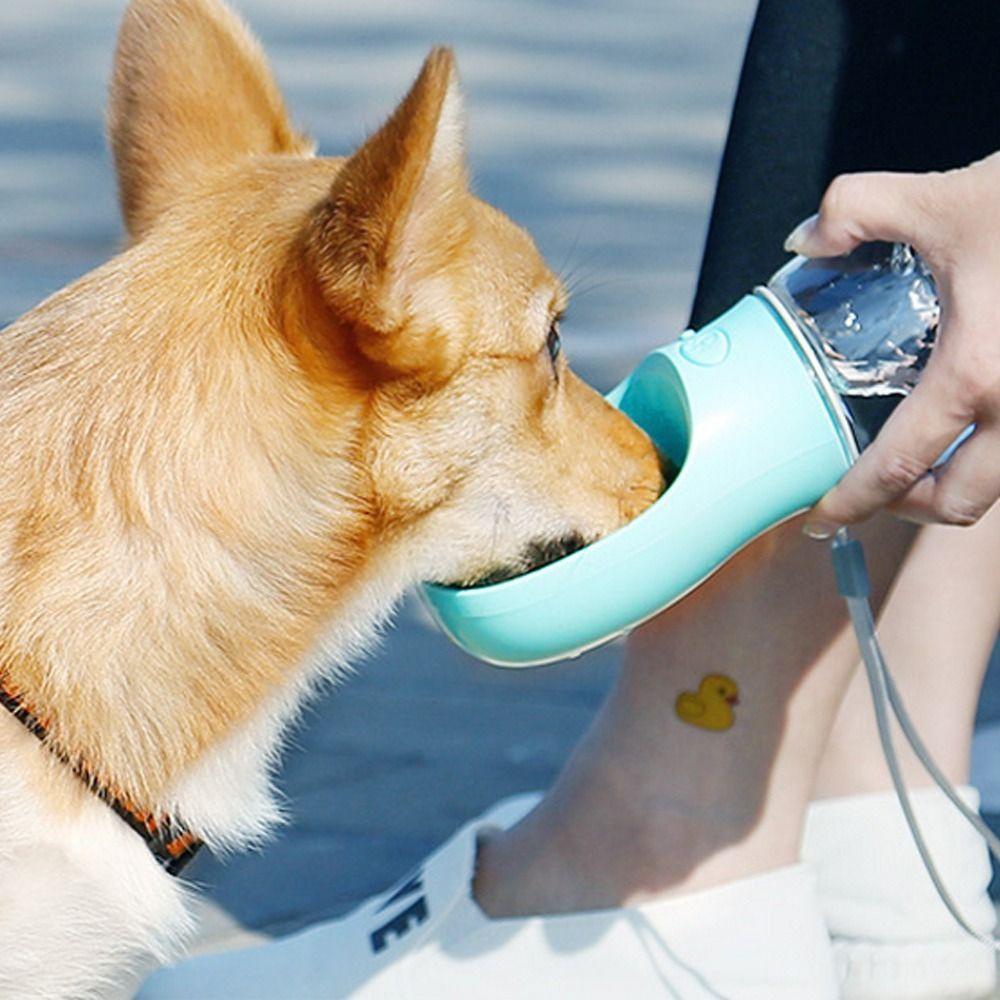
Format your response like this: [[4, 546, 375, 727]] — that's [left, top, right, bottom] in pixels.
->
[[108, 0, 311, 242], [308, 48, 471, 378]]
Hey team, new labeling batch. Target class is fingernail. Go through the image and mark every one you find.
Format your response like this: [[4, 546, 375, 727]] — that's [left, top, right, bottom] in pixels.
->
[[802, 519, 838, 540], [783, 213, 818, 254]]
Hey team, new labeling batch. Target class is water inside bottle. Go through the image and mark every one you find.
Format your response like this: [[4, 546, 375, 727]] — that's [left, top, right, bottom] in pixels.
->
[[768, 243, 939, 397]]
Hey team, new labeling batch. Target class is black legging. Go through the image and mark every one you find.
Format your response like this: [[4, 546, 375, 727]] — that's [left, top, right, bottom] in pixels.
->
[[691, 0, 1000, 328]]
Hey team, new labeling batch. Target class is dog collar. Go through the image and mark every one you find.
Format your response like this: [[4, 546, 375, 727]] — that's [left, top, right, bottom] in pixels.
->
[[0, 674, 202, 876]]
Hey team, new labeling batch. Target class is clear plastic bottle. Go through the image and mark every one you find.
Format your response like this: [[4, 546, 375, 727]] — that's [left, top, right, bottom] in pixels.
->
[[765, 241, 939, 446]]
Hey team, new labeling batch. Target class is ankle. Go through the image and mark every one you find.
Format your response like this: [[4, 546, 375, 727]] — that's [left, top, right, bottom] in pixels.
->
[[471, 776, 788, 919], [812, 739, 972, 802]]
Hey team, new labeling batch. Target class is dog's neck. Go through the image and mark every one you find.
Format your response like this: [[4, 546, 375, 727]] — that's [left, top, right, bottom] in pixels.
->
[[0, 242, 411, 834]]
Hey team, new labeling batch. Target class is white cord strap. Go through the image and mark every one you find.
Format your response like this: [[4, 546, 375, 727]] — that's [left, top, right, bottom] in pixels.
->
[[831, 528, 1000, 951]]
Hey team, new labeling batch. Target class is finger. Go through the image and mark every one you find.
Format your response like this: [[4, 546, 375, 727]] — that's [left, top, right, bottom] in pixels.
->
[[890, 425, 1000, 526], [803, 375, 972, 535], [784, 171, 941, 258]]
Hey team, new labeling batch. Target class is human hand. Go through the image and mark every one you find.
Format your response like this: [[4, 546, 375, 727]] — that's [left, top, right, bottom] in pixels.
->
[[784, 152, 1000, 537]]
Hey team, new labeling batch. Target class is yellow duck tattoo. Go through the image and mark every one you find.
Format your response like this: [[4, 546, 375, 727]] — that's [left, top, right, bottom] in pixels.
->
[[675, 674, 740, 731]]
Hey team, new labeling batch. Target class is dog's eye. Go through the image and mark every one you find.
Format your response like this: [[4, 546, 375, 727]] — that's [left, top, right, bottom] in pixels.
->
[[546, 320, 562, 367]]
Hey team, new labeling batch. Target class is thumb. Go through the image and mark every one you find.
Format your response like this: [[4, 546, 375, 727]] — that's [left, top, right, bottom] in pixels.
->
[[784, 171, 942, 258]]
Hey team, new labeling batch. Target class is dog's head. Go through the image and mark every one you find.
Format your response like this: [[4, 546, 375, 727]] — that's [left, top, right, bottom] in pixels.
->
[[109, 0, 664, 588]]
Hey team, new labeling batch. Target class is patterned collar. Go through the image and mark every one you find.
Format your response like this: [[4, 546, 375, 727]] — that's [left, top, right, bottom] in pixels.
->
[[0, 674, 202, 876]]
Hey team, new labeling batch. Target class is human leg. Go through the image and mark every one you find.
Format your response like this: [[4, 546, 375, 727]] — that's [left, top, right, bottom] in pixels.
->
[[803, 506, 1000, 999], [814, 503, 1000, 798], [474, 514, 914, 918]]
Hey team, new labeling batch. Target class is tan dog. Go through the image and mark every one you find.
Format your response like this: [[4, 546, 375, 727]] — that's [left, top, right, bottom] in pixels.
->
[[0, 1, 662, 995]]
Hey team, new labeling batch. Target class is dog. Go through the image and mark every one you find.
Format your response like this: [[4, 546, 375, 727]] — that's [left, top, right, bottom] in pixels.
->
[[0, 1, 663, 995]]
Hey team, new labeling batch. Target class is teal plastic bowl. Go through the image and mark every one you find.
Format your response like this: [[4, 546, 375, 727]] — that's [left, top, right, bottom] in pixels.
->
[[421, 293, 855, 667]]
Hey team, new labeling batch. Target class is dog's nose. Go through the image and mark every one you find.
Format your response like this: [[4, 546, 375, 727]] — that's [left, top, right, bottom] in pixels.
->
[[619, 436, 667, 522], [607, 403, 667, 523], [619, 465, 665, 522]]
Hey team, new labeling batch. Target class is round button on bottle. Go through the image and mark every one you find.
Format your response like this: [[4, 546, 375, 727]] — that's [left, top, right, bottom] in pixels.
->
[[680, 327, 730, 366]]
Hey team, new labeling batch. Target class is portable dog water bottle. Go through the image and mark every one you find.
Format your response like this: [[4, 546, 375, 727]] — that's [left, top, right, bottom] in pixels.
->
[[423, 243, 940, 666]]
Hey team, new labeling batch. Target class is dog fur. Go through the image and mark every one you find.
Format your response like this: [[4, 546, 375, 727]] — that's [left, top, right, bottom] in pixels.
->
[[0, 1, 662, 995]]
